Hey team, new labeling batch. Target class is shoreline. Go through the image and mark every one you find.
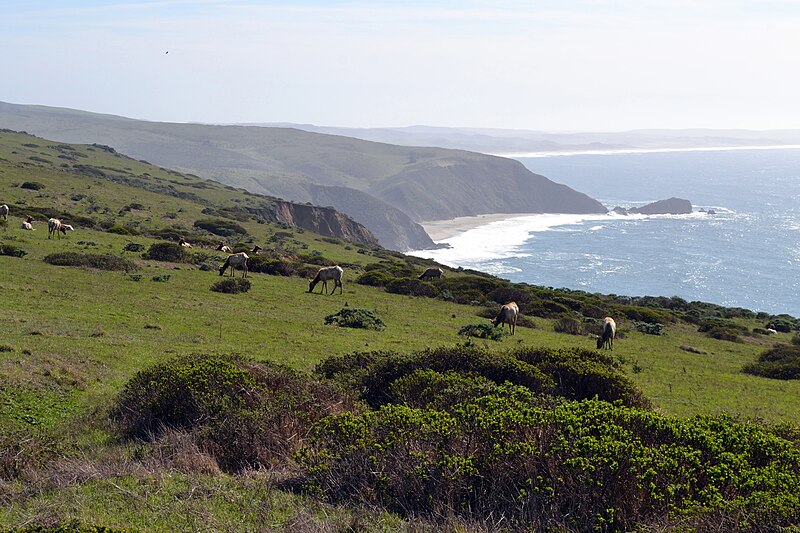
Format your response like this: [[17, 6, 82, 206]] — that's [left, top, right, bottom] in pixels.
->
[[420, 213, 534, 241]]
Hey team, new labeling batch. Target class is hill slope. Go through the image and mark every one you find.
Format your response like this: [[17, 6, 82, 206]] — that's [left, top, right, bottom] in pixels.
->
[[0, 101, 607, 250]]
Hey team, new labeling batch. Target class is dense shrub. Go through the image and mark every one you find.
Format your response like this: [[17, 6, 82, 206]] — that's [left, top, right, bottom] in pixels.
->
[[111, 353, 350, 471], [513, 347, 648, 407], [300, 393, 800, 531], [553, 317, 582, 335], [355, 270, 393, 287], [325, 308, 385, 330], [210, 278, 251, 294], [743, 344, 800, 380], [458, 323, 506, 340], [44, 252, 137, 272], [385, 278, 439, 298], [106, 225, 139, 235], [143, 242, 188, 263], [0, 243, 27, 258], [634, 321, 664, 335], [316, 347, 556, 409], [122, 242, 145, 253], [247, 256, 304, 276], [193, 218, 247, 237], [20, 181, 44, 190], [387, 369, 498, 411], [619, 305, 672, 324]]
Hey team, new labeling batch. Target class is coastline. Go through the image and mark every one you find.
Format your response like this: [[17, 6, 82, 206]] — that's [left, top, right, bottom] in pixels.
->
[[420, 213, 533, 241]]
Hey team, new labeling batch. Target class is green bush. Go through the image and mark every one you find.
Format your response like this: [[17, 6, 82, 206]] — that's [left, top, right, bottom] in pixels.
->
[[0, 243, 27, 258], [44, 252, 137, 272], [122, 242, 145, 253], [247, 256, 302, 276], [211, 278, 251, 294], [457, 323, 506, 340], [111, 353, 349, 471], [20, 181, 44, 190], [317, 347, 556, 409], [385, 278, 439, 298], [388, 369, 498, 411], [106, 225, 139, 235], [554, 317, 582, 335], [766, 315, 798, 333], [193, 218, 247, 237], [325, 308, 385, 330], [143, 242, 188, 262], [634, 321, 663, 335], [355, 270, 393, 287], [743, 345, 800, 380], [300, 394, 800, 530]]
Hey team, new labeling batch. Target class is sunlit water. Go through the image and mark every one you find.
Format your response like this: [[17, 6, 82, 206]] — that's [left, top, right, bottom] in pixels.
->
[[408, 148, 800, 316]]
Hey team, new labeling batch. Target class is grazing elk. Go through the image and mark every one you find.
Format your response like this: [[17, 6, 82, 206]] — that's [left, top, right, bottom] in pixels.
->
[[0, 204, 9, 220], [178, 238, 193, 248], [47, 218, 69, 239], [219, 252, 249, 278], [597, 317, 617, 350], [492, 302, 519, 335], [418, 267, 444, 281], [308, 265, 344, 295]]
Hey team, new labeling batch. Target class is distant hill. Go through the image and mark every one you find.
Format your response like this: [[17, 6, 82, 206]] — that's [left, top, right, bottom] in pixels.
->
[[0, 129, 378, 247], [0, 102, 607, 250], [259, 123, 800, 155]]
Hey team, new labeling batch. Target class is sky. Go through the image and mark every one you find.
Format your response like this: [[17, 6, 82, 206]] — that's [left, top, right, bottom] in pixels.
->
[[2, 0, 800, 131]]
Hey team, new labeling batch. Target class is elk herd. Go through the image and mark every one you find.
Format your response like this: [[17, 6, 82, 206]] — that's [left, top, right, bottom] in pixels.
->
[[1, 202, 617, 350]]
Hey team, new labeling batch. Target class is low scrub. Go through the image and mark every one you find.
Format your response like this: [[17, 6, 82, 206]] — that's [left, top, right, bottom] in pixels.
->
[[458, 323, 506, 340], [0, 243, 27, 258], [111, 353, 350, 471], [193, 218, 247, 237], [300, 393, 800, 531], [142, 242, 189, 263], [385, 278, 439, 298], [325, 307, 385, 331], [743, 344, 800, 380], [210, 278, 251, 294], [44, 252, 137, 272]]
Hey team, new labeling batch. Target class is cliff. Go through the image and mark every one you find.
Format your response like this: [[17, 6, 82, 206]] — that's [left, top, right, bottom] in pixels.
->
[[256, 201, 379, 247]]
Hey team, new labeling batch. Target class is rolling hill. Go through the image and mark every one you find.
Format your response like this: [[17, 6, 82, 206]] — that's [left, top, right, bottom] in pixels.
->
[[0, 101, 607, 250]]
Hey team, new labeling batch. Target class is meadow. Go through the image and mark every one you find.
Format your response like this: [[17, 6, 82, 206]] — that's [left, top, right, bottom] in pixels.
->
[[1, 131, 799, 531]]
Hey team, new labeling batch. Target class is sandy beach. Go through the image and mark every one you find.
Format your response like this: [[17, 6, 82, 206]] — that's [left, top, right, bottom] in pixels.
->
[[420, 213, 533, 241]]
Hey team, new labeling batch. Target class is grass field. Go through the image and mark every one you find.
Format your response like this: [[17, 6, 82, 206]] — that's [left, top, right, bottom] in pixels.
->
[[1, 131, 799, 531]]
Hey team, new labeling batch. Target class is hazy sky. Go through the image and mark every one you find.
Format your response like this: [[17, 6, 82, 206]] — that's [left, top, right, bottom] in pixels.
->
[[2, 1, 800, 131]]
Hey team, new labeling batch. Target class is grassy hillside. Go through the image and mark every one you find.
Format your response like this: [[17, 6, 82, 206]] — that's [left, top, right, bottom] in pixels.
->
[[1, 132, 800, 531]]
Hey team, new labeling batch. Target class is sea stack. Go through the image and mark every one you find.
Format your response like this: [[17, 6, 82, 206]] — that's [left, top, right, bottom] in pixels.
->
[[628, 197, 692, 215]]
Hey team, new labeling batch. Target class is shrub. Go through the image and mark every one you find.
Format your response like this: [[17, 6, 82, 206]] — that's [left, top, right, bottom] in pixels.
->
[[766, 316, 797, 333], [111, 353, 350, 471], [385, 278, 439, 298], [388, 369, 498, 411], [211, 278, 252, 294], [554, 317, 582, 335], [0, 243, 27, 258], [743, 345, 800, 380], [107, 225, 139, 235], [300, 395, 800, 531], [634, 321, 664, 335], [325, 308, 385, 330], [122, 242, 145, 253], [193, 218, 247, 237], [355, 270, 393, 287], [44, 252, 137, 272], [458, 323, 506, 340], [20, 181, 44, 190], [143, 242, 188, 262], [317, 347, 556, 409], [247, 256, 303, 276]]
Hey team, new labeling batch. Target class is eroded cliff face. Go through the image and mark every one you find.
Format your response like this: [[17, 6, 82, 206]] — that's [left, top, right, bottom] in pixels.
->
[[249, 201, 379, 247]]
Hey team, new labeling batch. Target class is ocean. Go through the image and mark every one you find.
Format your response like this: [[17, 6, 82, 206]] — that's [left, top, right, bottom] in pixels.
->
[[409, 147, 800, 317]]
